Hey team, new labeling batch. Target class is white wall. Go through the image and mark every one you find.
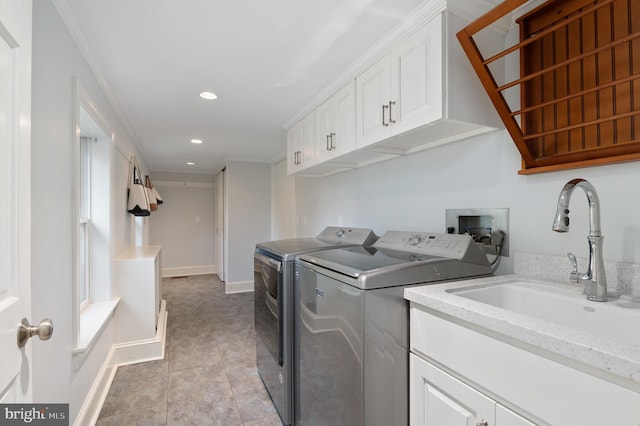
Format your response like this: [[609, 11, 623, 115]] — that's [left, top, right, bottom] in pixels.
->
[[31, 1, 146, 421], [225, 161, 271, 289], [271, 160, 296, 240], [149, 174, 215, 276], [293, 129, 640, 276]]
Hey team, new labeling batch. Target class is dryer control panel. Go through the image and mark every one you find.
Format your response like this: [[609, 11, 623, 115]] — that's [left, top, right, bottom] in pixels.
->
[[317, 226, 378, 246]]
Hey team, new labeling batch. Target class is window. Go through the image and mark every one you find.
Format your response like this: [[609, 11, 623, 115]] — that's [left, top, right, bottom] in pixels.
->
[[73, 78, 118, 354], [78, 136, 92, 309]]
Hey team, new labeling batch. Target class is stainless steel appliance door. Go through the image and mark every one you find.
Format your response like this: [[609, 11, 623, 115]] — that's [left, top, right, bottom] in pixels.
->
[[255, 252, 291, 424], [295, 263, 364, 425]]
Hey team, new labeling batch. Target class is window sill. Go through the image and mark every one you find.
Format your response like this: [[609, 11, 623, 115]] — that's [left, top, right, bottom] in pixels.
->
[[72, 298, 120, 355]]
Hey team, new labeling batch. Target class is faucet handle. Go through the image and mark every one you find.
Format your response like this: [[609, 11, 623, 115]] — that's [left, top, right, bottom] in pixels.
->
[[567, 252, 580, 283]]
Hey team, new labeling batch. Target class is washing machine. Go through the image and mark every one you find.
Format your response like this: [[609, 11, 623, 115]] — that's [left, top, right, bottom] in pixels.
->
[[294, 231, 494, 425], [254, 226, 378, 425]]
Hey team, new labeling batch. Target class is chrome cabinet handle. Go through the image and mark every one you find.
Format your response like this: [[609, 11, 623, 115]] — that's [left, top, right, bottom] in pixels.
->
[[326, 134, 331, 151], [330, 133, 336, 150], [18, 318, 54, 348], [382, 104, 389, 127], [476, 420, 488, 426], [389, 101, 396, 124]]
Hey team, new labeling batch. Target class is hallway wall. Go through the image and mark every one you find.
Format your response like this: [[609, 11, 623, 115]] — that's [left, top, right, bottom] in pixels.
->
[[149, 173, 215, 277], [224, 161, 271, 292]]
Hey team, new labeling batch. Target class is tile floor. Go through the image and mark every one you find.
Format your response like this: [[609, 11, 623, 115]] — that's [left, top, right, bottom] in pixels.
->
[[96, 274, 283, 425]]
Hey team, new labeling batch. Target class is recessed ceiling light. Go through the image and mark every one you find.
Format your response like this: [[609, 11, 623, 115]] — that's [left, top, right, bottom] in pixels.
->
[[199, 91, 217, 100], [190, 139, 203, 144], [186, 162, 195, 166]]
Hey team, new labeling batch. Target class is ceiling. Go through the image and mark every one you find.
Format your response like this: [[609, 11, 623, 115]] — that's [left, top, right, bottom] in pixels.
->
[[55, 0, 429, 175]]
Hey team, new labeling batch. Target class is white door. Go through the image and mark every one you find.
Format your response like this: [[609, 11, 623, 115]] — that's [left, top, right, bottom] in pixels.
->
[[0, 0, 35, 403]]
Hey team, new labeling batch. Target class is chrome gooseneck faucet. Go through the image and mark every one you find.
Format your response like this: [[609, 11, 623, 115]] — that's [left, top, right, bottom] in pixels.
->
[[552, 178, 607, 301]]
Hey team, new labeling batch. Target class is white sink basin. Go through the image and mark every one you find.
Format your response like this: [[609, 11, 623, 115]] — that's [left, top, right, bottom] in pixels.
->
[[448, 281, 640, 347]]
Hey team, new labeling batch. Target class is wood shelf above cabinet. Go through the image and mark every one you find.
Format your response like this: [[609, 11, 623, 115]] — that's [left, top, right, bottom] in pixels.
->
[[457, 0, 640, 174]]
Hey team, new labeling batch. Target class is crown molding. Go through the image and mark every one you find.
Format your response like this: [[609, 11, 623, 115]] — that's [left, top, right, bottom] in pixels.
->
[[52, 0, 148, 162]]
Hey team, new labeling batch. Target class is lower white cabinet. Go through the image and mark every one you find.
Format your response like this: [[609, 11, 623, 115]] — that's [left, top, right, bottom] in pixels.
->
[[410, 354, 534, 426], [114, 245, 162, 343], [409, 304, 640, 426]]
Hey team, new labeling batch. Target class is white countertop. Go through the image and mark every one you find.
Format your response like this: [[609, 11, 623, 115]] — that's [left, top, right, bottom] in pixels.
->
[[405, 274, 640, 387]]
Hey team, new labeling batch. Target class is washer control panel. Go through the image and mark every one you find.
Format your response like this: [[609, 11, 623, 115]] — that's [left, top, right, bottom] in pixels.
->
[[374, 231, 473, 258]]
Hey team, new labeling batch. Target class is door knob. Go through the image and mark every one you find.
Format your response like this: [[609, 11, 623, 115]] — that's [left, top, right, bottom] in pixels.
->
[[17, 318, 54, 348]]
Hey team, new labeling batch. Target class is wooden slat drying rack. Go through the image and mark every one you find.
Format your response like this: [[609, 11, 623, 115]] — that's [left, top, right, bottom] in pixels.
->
[[457, 0, 640, 174]]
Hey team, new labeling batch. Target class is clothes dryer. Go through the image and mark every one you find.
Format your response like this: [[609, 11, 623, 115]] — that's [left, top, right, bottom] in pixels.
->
[[254, 226, 377, 425]]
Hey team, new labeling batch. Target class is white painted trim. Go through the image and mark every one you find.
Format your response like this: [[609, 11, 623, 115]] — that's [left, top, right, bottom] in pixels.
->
[[112, 300, 167, 365], [72, 298, 120, 354], [153, 180, 215, 188], [225, 280, 253, 294], [162, 265, 215, 277], [74, 300, 167, 425], [73, 348, 117, 426]]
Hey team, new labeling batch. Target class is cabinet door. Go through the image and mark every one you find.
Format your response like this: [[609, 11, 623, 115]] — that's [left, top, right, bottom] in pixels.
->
[[332, 81, 356, 156], [390, 13, 443, 136], [356, 55, 391, 148], [287, 112, 316, 174], [315, 94, 336, 162], [299, 111, 316, 167], [286, 122, 302, 174], [410, 354, 495, 426]]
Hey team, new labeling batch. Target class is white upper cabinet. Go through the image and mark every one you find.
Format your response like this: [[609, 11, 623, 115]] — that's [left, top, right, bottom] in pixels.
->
[[357, 16, 442, 148], [390, 17, 443, 136], [316, 82, 356, 162], [285, 4, 504, 177], [356, 57, 392, 147], [286, 111, 315, 175]]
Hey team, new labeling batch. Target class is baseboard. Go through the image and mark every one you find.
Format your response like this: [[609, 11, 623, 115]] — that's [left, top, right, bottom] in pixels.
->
[[73, 348, 118, 426], [112, 300, 167, 365], [225, 280, 253, 294], [162, 265, 214, 277], [74, 300, 168, 426]]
